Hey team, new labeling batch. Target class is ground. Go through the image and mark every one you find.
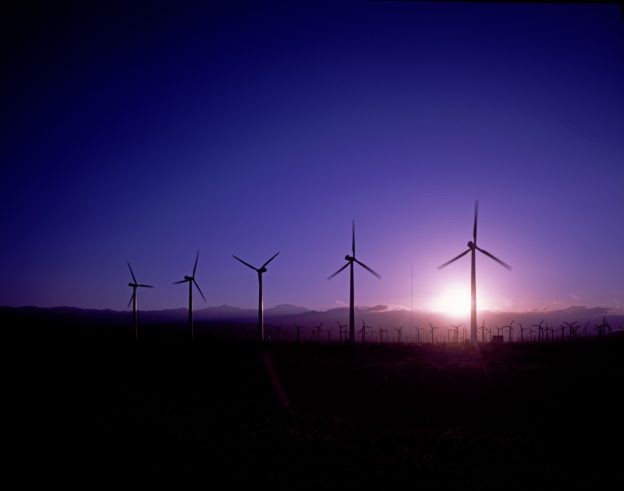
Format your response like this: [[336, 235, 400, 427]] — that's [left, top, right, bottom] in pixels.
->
[[10, 337, 624, 488]]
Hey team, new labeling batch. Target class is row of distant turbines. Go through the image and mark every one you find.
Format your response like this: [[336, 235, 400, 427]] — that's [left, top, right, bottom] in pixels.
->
[[128, 201, 513, 342], [243, 318, 618, 344]]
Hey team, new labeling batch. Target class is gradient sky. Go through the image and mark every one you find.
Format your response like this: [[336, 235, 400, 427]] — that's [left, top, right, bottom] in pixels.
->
[[2, 1, 623, 313]]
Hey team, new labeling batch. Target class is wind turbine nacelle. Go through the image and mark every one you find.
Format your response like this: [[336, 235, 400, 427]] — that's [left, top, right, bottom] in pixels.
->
[[184, 275, 192, 281], [258, 267, 267, 273], [128, 282, 136, 287], [467, 241, 475, 249], [345, 255, 354, 261]]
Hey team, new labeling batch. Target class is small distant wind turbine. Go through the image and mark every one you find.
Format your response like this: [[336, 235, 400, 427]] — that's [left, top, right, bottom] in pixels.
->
[[414, 325, 425, 345], [544, 322, 554, 342], [478, 321, 488, 344], [378, 326, 387, 344], [126, 262, 154, 339], [313, 322, 323, 343], [583, 321, 590, 338], [395, 326, 403, 343], [360, 320, 372, 343], [561, 321, 578, 342], [328, 221, 381, 343], [438, 201, 511, 344], [337, 321, 347, 343], [533, 320, 545, 342], [451, 323, 463, 344], [502, 320, 514, 343], [295, 324, 304, 343], [173, 251, 206, 339], [569, 321, 581, 341], [233, 252, 280, 342], [429, 323, 439, 344], [518, 323, 529, 343], [594, 316, 611, 339]]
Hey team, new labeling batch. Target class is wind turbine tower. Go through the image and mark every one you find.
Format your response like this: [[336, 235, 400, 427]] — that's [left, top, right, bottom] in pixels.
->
[[126, 262, 154, 339], [438, 201, 511, 344], [328, 221, 381, 343], [173, 251, 206, 339], [233, 252, 280, 342]]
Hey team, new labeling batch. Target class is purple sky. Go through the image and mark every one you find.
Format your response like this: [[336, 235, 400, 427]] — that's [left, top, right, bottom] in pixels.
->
[[2, 1, 623, 314]]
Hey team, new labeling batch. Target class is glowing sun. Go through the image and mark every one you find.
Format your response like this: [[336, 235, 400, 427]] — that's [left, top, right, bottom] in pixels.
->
[[430, 284, 487, 317]]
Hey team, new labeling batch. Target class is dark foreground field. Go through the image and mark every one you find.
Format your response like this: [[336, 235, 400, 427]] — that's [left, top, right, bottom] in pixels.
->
[[10, 337, 624, 489]]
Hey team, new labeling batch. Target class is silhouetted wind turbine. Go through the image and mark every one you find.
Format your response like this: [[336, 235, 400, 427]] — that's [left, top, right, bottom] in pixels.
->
[[313, 322, 323, 343], [414, 325, 424, 344], [533, 320, 545, 342], [337, 321, 347, 343], [451, 323, 463, 344], [173, 251, 206, 339], [561, 321, 578, 342], [594, 316, 611, 339], [429, 323, 439, 344], [438, 201, 511, 344], [360, 320, 372, 343], [395, 326, 403, 343], [518, 323, 529, 343], [294, 324, 304, 343], [232, 252, 280, 342], [478, 321, 488, 344], [126, 262, 154, 339], [328, 221, 381, 343], [503, 320, 514, 343], [544, 322, 554, 342]]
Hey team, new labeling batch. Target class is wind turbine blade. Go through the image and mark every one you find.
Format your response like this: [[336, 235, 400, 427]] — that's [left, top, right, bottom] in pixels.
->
[[354, 259, 381, 279], [193, 279, 206, 302], [173, 279, 188, 284], [476, 246, 512, 270], [193, 250, 200, 277], [328, 262, 350, 280], [232, 255, 258, 271], [352, 220, 356, 256], [437, 249, 471, 270], [127, 292, 135, 308], [261, 251, 280, 269], [138, 284, 154, 288], [127, 262, 138, 284], [473, 200, 479, 244]]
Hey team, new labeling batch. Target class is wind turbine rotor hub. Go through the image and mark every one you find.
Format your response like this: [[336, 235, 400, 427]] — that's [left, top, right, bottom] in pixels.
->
[[345, 255, 354, 262], [467, 241, 475, 249], [259, 267, 267, 273]]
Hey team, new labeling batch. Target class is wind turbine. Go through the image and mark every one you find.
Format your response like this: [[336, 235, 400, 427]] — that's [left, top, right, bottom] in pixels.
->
[[337, 321, 348, 343], [451, 323, 463, 344], [429, 323, 439, 344], [395, 326, 403, 343], [478, 321, 488, 344], [502, 320, 514, 343], [561, 321, 578, 342], [518, 323, 529, 343], [294, 324, 304, 343], [438, 201, 511, 344], [414, 325, 424, 345], [173, 251, 206, 339], [328, 220, 381, 343], [313, 322, 323, 343], [533, 320, 545, 342], [594, 316, 611, 339], [544, 322, 554, 342], [232, 252, 280, 342], [360, 320, 372, 343], [126, 262, 154, 339]]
